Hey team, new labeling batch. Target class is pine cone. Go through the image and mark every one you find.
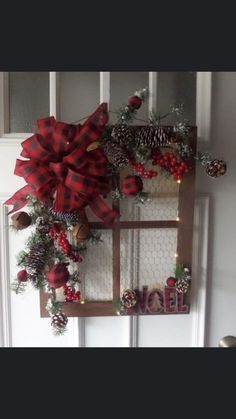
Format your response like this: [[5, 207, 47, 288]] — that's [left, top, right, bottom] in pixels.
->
[[104, 144, 129, 167], [111, 125, 135, 147], [175, 278, 190, 294], [49, 208, 81, 223], [26, 244, 48, 281], [135, 126, 175, 148], [121, 289, 137, 308], [51, 313, 68, 332], [205, 159, 227, 178]]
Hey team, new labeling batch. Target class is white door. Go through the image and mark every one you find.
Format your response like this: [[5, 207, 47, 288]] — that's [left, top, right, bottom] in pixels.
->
[[0, 71, 231, 347]]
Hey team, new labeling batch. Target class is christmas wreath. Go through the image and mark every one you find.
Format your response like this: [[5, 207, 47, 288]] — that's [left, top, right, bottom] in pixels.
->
[[5, 88, 227, 334]]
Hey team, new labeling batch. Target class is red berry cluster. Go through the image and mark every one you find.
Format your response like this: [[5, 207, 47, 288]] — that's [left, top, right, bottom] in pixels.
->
[[151, 149, 190, 182], [48, 224, 82, 263], [129, 161, 158, 179], [64, 284, 81, 302]]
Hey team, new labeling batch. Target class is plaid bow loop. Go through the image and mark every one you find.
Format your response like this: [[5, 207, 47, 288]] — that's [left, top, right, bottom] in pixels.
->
[[5, 103, 119, 223]]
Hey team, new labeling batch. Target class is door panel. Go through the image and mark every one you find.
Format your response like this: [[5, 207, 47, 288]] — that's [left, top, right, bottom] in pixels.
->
[[0, 71, 209, 347]]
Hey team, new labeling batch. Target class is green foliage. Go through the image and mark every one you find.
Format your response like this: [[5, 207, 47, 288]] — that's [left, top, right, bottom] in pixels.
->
[[134, 191, 151, 205], [110, 188, 124, 201], [26, 228, 52, 249], [11, 280, 27, 294], [45, 297, 63, 316], [116, 105, 137, 125], [134, 147, 151, 164], [89, 230, 103, 245], [27, 195, 51, 224], [112, 297, 122, 313], [52, 326, 67, 336], [16, 250, 29, 267], [31, 274, 48, 290], [175, 264, 184, 279]]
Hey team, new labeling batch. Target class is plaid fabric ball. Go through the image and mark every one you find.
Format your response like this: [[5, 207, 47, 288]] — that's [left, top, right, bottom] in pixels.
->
[[121, 175, 143, 196], [46, 263, 69, 289]]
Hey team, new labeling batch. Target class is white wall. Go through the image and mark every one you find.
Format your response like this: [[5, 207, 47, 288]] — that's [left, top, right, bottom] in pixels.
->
[[196, 72, 236, 346]]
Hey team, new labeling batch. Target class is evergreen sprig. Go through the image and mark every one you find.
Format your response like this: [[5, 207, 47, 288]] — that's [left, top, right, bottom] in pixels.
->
[[175, 264, 184, 279], [11, 280, 27, 294]]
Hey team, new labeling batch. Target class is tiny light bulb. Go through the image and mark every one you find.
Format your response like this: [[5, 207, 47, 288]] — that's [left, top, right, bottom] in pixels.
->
[[175, 253, 178, 258], [176, 216, 180, 221], [80, 299, 85, 305], [116, 311, 120, 316], [177, 179, 181, 184]]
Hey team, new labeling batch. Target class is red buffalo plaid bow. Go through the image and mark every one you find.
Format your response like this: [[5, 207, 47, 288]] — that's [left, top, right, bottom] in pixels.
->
[[4, 103, 119, 223]]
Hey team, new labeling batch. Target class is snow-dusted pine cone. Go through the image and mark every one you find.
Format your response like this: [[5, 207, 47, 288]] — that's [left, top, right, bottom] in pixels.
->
[[104, 144, 129, 167], [51, 313, 68, 333], [175, 277, 190, 294], [49, 208, 81, 223], [205, 159, 227, 178], [26, 244, 48, 281], [135, 126, 174, 148], [121, 289, 137, 308], [111, 125, 135, 147]]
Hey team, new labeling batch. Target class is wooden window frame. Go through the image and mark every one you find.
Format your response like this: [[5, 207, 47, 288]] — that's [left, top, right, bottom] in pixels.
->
[[40, 127, 197, 318]]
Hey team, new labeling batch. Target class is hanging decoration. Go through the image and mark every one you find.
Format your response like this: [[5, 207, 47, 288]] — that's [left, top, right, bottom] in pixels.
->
[[4, 87, 227, 335]]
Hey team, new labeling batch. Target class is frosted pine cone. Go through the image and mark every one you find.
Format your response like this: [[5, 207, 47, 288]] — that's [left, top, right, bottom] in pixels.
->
[[111, 125, 135, 147], [205, 159, 227, 178], [175, 277, 190, 294], [51, 313, 68, 333], [121, 289, 137, 308], [104, 144, 129, 167], [49, 208, 81, 223], [26, 244, 47, 281], [135, 126, 174, 148]]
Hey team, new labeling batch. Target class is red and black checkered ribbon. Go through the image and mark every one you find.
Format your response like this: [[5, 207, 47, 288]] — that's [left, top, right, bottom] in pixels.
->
[[4, 103, 119, 223]]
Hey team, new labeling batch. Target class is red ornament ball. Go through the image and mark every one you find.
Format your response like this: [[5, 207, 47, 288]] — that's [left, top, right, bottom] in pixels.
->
[[17, 269, 28, 282], [166, 277, 176, 287], [128, 95, 142, 109], [121, 175, 143, 196], [46, 263, 69, 289]]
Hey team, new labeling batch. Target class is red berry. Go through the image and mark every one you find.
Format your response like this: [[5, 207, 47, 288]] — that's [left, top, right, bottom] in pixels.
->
[[166, 277, 176, 287]]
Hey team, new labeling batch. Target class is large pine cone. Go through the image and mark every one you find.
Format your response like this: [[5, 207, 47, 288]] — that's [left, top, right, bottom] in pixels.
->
[[135, 126, 175, 148], [26, 244, 48, 281], [205, 159, 227, 178]]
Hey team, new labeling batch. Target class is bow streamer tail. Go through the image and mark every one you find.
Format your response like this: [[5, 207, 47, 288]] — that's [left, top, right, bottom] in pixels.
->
[[4, 185, 34, 215], [89, 196, 119, 223]]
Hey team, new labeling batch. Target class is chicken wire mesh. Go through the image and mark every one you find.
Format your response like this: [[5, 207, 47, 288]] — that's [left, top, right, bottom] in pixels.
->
[[56, 169, 179, 302], [120, 171, 179, 221], [120, 228, 178, 293]]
